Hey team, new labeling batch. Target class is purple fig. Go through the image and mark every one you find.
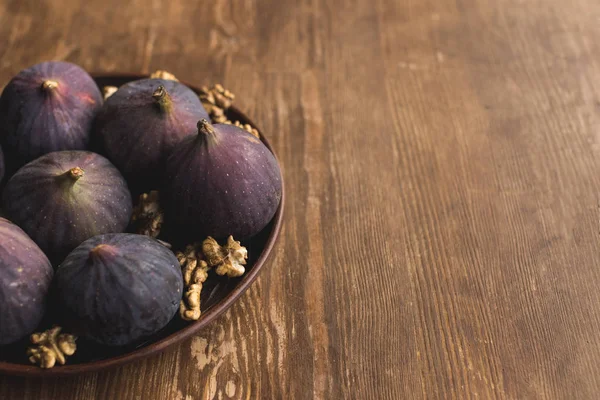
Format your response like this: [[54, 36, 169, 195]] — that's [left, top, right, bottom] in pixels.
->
[[94, 78, 209, 189], [0, 217, 53, 345], [163, 119, 282, 239], [0, 61, 102, 171], [1, 151, 132, 264], [55, 233, 183, 346]]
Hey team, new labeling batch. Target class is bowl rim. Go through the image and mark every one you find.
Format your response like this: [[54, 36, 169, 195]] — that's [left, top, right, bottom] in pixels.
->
[[0, 73, 285, 377]]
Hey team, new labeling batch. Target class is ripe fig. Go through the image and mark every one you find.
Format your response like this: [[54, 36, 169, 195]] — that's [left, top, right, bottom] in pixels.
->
[[55, 233, 183, 346], [1, 151, 132, 264], [0, 218, 53, 345], [0, 61, 102, 171], [94, 78, 209, 189], [163, 120, 282, 239]]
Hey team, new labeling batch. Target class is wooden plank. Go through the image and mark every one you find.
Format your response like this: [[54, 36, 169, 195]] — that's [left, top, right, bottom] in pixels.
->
[[1, 0, 600, 398]]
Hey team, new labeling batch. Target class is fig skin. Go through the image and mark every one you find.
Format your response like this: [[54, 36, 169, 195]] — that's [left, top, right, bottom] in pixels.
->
[[163, 120, 282, 239], [94, 78, 209, 189], [0, 218, 53, 345], [1, 151, 132, 264], [55, 233, 183, 346], [0, 61, 102, 171]]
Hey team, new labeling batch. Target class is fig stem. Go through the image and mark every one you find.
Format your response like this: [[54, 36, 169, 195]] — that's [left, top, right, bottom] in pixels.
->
[[152, 85, 172, 113], [89, 244, 118, 259], [197, 119, 218, 145], [198, 119, 215, 135], [42, 80, 59, 91], [67, 167, 84, 181]]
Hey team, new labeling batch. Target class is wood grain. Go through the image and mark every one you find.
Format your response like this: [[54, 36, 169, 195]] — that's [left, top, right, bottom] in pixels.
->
[[1, 0, 600, 398]]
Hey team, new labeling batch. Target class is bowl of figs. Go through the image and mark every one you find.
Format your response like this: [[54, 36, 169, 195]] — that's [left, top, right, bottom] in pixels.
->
[[0, 62, 284, 376]]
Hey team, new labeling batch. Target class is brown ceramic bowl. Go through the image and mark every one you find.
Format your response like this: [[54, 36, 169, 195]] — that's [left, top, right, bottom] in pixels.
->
[[0, 74, 284, 377]]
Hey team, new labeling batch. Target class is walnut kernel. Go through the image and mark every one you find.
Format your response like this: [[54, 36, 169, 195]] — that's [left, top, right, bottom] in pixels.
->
[[202, 236, 248, 278], [26, 326, 77, 368]]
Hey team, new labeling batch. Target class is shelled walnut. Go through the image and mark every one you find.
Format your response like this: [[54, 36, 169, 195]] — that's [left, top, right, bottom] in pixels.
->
[[176, 243, 211, 321], [199, 84, 235, 123], [149, 70, 179, 81], [176, 236, 249, 321], [102, 86, 118, 100], [130, 191, 163, 238], [224, 120, 260, 138], [26, 326, 77, 369], [202, 236, 248, 278]]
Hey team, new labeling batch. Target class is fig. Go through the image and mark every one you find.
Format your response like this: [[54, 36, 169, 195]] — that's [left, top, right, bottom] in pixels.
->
[[163, 120, 282, 239], [1, 151, 132, 264], [55, 233, 183, 346], [0, 61, 102, 171], [0, 217, 53, 345], [94, 78, 209, 189]]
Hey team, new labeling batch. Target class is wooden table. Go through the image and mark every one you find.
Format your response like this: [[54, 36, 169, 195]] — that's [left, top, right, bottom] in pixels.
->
[[1, 0, 600, 398]]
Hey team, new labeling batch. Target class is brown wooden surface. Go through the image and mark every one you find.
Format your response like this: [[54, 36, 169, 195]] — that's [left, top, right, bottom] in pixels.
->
[[1, 0, 600, 398]]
